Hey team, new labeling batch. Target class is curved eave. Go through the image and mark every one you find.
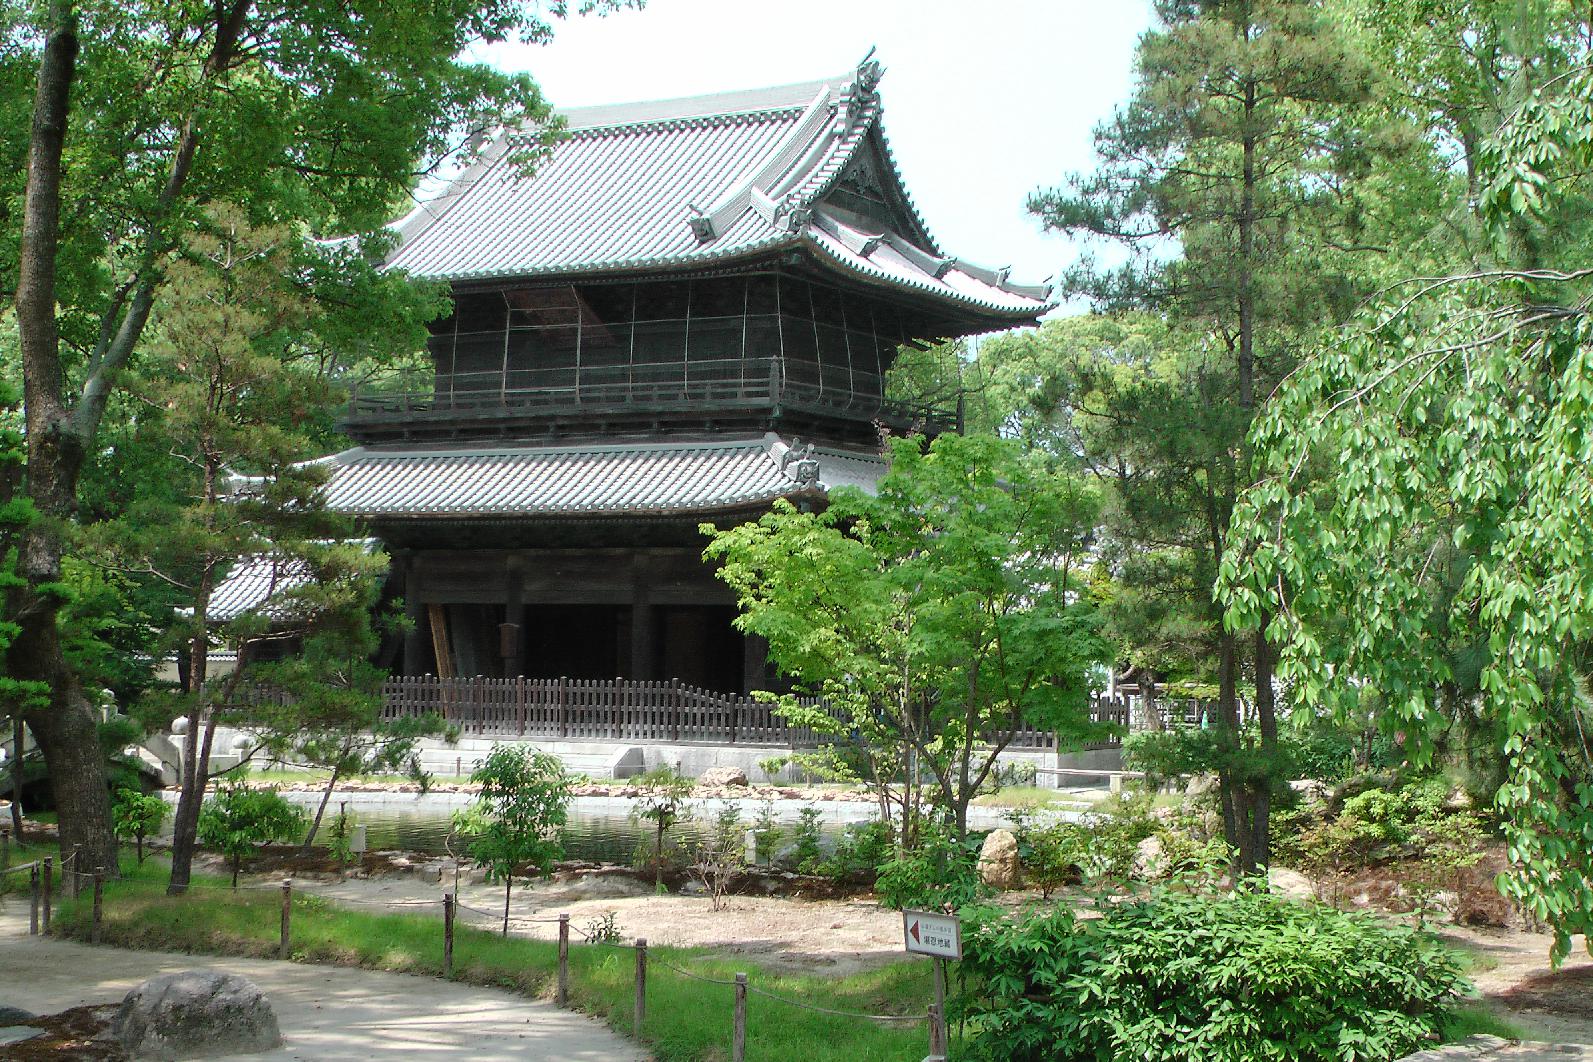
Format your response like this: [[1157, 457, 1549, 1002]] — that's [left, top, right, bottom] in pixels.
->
[[801, 232, 1051, 322]]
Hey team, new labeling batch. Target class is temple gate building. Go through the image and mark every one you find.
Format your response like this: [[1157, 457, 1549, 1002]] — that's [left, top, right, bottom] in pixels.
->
[[214, 58, 1053, 747]]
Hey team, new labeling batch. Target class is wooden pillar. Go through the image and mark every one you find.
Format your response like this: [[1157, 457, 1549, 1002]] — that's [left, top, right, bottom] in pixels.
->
[[402, 553, 426, 675], [503, 560, 525, 678], [627, 560, 653, 684], [741, 633, 769, 695]]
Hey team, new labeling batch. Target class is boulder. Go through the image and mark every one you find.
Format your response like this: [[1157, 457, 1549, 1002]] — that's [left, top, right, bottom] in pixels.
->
[[565, 873, 655, 900], [1269, 866, 1316, 901], [1184, 774, 1218, 799], [113, 971, 280, 1060], [977, 828, 1022, 890], [1133, 835, 1166, 879], [0, 1005, 35, 1026], [698, 766, 749, 788], [1288, 778, 1330, 805]]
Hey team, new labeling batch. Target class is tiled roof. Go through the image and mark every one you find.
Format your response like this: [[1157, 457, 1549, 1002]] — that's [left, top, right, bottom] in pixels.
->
[[314, 433, 886, 519], [206, 556, 311, 622], [379, 59, 1050, 319]]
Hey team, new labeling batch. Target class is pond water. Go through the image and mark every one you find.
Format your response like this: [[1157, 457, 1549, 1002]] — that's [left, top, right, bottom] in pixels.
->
[[166, 791, 1039, 864]]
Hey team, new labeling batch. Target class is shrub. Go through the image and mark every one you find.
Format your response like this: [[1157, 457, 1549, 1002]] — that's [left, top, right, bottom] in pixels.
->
[[874, 825, 988, 911], [112, 788, 170, 864], [958, 887, 1467, 1062], [1276, 775, 1489, 916], [820, 819, 893, 881], [1079, 791, 1158, 883], [751, 799, 782, 867], [454, 745, 572, 932], [688, 803, 747, 911], [198, 781, 306, 887], [628, 767, 694, 888], [1009, 812, 1086, 899], [790, 806, 824, 873]]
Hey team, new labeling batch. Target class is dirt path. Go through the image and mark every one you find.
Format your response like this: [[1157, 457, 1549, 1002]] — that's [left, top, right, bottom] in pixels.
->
[[1433, 925, 1593, 1044], [0, 896, 646, 1061]]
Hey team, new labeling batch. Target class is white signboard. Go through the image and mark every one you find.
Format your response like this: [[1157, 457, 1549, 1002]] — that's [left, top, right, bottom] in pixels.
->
[[902, 909, 961, 960]]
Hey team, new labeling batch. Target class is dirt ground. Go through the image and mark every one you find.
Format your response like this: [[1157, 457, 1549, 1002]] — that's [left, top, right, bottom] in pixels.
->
[[1433, 923, 1593, 1044], [287, 866, 908, 977]]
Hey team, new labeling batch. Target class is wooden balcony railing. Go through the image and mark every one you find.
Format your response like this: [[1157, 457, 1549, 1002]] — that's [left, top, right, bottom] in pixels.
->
[[343, 357, 959, 437], [379, 675, 1135, 749]]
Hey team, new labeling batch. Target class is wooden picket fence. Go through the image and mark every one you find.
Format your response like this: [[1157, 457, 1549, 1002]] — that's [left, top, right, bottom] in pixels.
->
[[379, 676, 1136, 750]]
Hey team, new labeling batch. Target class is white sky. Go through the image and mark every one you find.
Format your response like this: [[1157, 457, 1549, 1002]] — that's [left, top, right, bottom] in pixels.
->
[[472, 0, 1154, 300]]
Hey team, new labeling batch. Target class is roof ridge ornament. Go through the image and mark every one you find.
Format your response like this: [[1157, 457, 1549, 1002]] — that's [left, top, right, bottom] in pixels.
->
[[685, 201, 716, 243]]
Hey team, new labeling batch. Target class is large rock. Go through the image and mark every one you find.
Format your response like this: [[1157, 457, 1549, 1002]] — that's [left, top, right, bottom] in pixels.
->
[[0, 1006, 35, 1026], [697, 765, 749, 788], [1133, 835, 1166, 879], [977, 828, 1022, 890], [1269, 866, 1316, 901], [113, 971, 280, 1060]]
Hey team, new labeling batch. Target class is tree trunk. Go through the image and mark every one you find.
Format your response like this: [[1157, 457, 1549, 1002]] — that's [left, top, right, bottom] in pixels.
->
[[1135, 667, 1164, 732], [11, 0, 121, 880], [302, 768, 341, 853], [167, 712, 219, 893], [1252, 622, 1278, 870], [9, 716, 23, 840], [503, 875, 512, 936]]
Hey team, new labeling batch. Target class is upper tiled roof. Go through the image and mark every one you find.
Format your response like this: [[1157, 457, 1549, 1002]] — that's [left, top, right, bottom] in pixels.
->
[[379, 59, 1050, 319], [311, 433, 886, 519]]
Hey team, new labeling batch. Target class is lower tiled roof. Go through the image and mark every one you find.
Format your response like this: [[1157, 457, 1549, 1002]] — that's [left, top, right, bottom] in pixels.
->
[[317, 433, 885, 519]]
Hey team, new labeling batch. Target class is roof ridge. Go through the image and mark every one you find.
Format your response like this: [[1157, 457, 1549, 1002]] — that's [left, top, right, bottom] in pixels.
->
[[557, 104, 810, 141]]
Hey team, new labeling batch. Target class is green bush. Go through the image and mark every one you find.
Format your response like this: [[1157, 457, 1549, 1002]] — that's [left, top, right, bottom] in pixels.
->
[[1009, 814, 1086, 899], [958, 887, 1467, 1061], [874, 826, 987, 911], [790, 806, 824, 873], [112, 787, 170, 864], [198, 781, 307, 887], [819, 819, 893, 881]]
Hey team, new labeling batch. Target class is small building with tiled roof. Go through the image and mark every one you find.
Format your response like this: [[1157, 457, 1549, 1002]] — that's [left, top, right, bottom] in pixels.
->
[[240, 56, 1049, 697]]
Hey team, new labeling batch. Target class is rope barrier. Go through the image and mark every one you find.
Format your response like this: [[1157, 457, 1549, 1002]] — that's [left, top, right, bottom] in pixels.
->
[[0, 860, 40, 876], [744, 984, 928, 1022], [50, 861, 936, 1043]]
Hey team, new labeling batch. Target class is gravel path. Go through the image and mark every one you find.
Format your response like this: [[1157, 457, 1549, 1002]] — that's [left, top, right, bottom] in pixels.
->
[[0, 895, 647, 1061]]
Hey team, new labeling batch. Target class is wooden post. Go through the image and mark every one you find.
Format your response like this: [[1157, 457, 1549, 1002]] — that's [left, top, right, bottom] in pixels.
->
[[29, 865, 40, 935], [926, 1002, 947, 1062], [1, 825, 9, 868], [91, 867, 104, 945], [559, 677, 568, 738], [733, 972, 748, 1062], [933, 957, 947, 1036], [279, 880, 292, 959], [633, 937, 647, 1034], [443, 892, 455, 977], [556, 914, 570, 1008], [41, 857, 52, 934]]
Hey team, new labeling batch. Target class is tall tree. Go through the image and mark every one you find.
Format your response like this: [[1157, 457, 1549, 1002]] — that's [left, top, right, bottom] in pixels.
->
[[1223, 20, 1593, 960], [89, 206, 434, 891], [1028, 0, 1381, 871], [706, 434, 1106, 841], [1, 0, 621, 871]]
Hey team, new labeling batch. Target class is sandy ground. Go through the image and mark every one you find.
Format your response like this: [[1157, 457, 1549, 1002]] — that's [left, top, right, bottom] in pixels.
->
[[297, 869, 908, 977], [0, 897, 646, 1061], [1433, 924, 1593, 1045]]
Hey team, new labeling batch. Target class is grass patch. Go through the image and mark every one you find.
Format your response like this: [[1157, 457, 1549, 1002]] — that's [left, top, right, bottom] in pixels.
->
[[1440, 1003, 1527, 1041], [52, 858, 932, 1062]]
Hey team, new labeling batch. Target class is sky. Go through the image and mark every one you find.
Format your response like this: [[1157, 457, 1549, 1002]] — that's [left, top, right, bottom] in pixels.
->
[[471, 0, 1155, 302]]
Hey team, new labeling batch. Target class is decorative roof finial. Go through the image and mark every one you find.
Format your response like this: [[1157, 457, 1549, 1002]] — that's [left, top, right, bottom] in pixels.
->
[[856, 47, 882, 95]]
